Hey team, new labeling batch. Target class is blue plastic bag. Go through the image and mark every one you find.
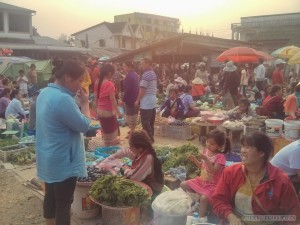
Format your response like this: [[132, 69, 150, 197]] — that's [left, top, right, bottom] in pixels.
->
[[94, 146, 121, 158]]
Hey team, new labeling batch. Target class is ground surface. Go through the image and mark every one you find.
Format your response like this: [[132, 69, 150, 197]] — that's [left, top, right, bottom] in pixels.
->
[[0, 126, 201, 225]]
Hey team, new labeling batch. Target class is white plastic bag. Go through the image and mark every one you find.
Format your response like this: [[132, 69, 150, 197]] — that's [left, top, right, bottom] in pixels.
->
[[152, 188, 192, 215], [167, 116, 175, 124]]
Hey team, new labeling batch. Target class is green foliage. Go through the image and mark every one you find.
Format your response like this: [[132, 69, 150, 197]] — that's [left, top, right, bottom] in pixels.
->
[[90, 176, 149, 207]]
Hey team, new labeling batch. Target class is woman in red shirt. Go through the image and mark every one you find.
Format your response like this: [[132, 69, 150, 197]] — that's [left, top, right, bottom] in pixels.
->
[[94, 64, 122, 146]]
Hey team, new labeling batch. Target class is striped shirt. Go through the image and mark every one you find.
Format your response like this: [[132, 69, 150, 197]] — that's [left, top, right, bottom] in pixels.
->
[[140, 69, 157, 109]]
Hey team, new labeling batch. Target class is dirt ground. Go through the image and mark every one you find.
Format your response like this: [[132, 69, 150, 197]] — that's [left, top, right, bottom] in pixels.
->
[[0, 126, 201, 225], [0, 166, 44, 225]]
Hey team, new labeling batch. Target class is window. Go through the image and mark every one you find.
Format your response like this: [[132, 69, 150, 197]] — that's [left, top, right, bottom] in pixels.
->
[[8, 13, 30, 32], [99, 39, 105, 47], [121, 39, 126, 48], [0, 12, 3, 31], [80, 40, 86, 47]]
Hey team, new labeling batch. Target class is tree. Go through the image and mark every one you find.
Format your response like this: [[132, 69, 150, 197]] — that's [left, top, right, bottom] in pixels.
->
[[32, 26, 40, 36], [57, 33, 75, 46]]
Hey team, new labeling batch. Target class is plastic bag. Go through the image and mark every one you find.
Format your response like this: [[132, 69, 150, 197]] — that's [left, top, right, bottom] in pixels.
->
[[167, 116, 175, 124], [166, 166, 187, 181], [152, 188, 192, 215], [94, 146, 121, 158]]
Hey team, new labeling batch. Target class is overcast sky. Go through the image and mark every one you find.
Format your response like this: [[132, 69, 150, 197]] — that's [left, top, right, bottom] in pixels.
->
[[4, 0, 300, 39]]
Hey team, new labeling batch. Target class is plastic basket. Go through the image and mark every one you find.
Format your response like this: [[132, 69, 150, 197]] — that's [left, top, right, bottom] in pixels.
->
[[0, 144, 29, 162], [165, 125, 192, 140], [154, 123, 167, 137]]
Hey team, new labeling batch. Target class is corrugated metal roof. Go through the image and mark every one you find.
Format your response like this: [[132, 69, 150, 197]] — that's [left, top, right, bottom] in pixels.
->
[[0, 2, 35, 13], [0, 36, 90, 53], [32, 36, 71, 47], [87, 47, 123, 58]]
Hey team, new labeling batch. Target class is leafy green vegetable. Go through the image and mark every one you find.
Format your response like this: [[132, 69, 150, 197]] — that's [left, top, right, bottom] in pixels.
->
[[90, 175, 149, 207], [0, 139, 18, 148]]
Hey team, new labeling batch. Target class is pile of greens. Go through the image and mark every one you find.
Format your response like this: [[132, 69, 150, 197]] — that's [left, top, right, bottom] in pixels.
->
[[156, 144, 201, 178], [90, 175, 149, 207], [7, 147, 35, 165], [0, 139, 18, 148]]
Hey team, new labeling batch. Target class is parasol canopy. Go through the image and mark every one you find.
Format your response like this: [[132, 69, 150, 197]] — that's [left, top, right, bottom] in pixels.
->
[[288, 51, 300, 65], [216, 47, 268, 63], [271, 46, 300, 59], [256, 51, 274, 61]]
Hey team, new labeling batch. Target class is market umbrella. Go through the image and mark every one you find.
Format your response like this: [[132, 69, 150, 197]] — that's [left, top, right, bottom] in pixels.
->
[[256, 51, 274, 61], [288, 51, 300, 65], [216, 47, 264, 63], [271, 45, 300, 59]]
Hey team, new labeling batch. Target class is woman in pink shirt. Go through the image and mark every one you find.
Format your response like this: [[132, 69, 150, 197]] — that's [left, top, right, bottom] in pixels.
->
[[101, 130, 164, 194], [94, 64, 122, 146]]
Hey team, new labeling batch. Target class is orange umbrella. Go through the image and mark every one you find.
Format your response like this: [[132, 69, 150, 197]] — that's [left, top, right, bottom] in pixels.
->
[[217, 47, 264, 63], [256, 51, 274, 61]]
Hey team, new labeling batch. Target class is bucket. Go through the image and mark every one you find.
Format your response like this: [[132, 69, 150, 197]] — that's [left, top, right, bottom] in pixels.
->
[[71, 182, 100, 219], [284, 120, 300, 140], [101, 204, 140, 225], [151, 203, 188, 225], [265, 119, 283, 138]]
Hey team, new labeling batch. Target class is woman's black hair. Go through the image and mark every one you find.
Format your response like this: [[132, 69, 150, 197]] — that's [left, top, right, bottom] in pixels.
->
[[55, 60, 85, 80], [269, 84, 282, 96], [129, 130, 164, 186], [10, 89, 20, 100], [0, 88, 11, 98], [241, 132, 274, 165], [96, 63, 115, 98], [168, 88, 177, 94], [183, 85, 192, 93], [206, 129, 231, 154]]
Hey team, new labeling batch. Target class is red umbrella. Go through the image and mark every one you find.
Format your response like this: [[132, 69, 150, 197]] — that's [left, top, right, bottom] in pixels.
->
[[256, 51, 274, 61], [217, 47, 263, 63]]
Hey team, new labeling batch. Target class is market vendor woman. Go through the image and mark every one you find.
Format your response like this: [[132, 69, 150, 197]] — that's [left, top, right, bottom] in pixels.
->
[[100, 130, 164, 194], [212, 132, 300, 225]]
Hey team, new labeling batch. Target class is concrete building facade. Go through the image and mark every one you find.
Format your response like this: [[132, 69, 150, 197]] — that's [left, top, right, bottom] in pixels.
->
[[231, 12, 300, 52]]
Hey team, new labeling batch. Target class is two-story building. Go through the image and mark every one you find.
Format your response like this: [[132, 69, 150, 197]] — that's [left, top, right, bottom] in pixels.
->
[[0, 2, 87, 59], [114, 12, 180, 44], [71, 21, 144, 58]]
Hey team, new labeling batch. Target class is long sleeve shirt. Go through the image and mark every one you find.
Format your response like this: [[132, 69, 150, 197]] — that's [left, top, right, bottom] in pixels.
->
[[5, 98, 25, 118], [103, 148, 153, 181]]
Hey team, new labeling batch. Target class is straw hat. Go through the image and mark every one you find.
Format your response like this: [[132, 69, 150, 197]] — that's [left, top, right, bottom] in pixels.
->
[[199, 62, 206, 67], [192, 77, 204, 85], [223, 61, 237, 72]]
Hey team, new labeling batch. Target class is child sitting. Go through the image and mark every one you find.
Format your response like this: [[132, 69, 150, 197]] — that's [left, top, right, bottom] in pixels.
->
[[180, 129, 230, 222], [157, 88, 184, 119], [227, 98, 256, 120]]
